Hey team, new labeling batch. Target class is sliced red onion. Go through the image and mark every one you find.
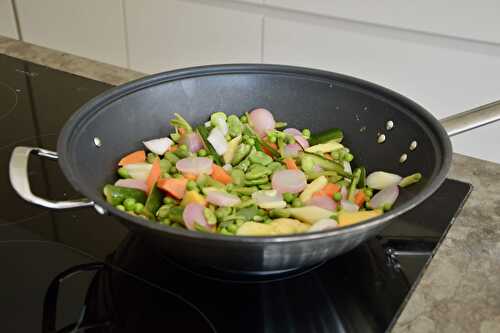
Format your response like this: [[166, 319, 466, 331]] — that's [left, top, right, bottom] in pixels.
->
[[306, 196, 337, 211], [368, 185, 399, 209], [249, 108, 276, 137], [207, 127, 228, 155], [284, 128, 309, 148], [143, 137, 174, 155], [207, 191, 241, 207], [182, 203, 215, 232], [366, 171, 402, 190], [283, 143, 302, 157], [179, 132, 203, 153], [122, 163, 152, 181], [271, 169, 307, 194], [176, 157, 213, 175], [308, 218, 338, 232], [340, 186, 348, 200], [341, 199, 359, 212], [114, 179, 148, 192]]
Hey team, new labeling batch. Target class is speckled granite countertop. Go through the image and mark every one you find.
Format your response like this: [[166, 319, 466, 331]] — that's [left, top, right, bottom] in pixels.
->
[[2, 35, 499, 332]]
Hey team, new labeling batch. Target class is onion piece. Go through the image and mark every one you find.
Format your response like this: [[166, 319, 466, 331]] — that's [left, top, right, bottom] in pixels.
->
[[271, 170, 307, 194], [207, 127, 228, 155], [341, 199, 359, 212], [114, 179, 148, 192], [179, 132, 203, 153], [122, 163, 152, 181], [340, 186, 348, 200], [366, 171, 402, 190], [207, 191, 241, 207], [283, 143, 302, 157], [143, 137, 174, 155], [182, 203, 215, 232], [284, 128, 309, 149], [252, 190, 287, 209], [249, 108, 276, 137], [176, 157, 213, 175], [343, 161, 352, 174], [222, 163, 232, 172], [306, 196, 337, 211], [368, 185, 399, 209], [308, 218, 338, 232]]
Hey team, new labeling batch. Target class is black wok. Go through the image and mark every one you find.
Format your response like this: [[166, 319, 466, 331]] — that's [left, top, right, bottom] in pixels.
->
[[9, 64, 500, 274]]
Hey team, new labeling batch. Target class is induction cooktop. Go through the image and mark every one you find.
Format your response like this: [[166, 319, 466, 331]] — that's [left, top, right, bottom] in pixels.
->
[[0, 54, 472, 333]]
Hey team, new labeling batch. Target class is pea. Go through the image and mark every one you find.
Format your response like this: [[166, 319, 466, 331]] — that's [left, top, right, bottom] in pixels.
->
[[163, 196, 176, 205], [333, 192, 342, 201], [240, 115, 248, 123], [283, 192, 296, 203], [363, 188, 373, 199], [134, 203, 145, 214], [204, 208, 217, 225], [116, 205, 126, 211], [159, 159, 172, 173], [123, 198, 137, 211], [227, 223, 239, 233], [169, 166, 177, 174], [186, 180, 198, 191], [117, 167, 130, 179], [164, 152, 179, 163], [197, 149, 207, 157], [156, 205, 171, 219], [383, 203, 393, 211], [302, 129, 311, 139], [270, 208, 290, 218], [268, 135, 277, 143], [292, 198, 303, 207], [147, 152, 158, 164], [160, 218, 171, 225]]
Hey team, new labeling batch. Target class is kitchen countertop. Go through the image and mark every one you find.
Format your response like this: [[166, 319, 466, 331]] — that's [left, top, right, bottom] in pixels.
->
[[1, 36, 499, 332]]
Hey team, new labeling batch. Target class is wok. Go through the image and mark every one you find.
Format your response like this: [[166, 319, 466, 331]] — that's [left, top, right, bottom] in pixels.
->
[[9, 64, 500, 274]]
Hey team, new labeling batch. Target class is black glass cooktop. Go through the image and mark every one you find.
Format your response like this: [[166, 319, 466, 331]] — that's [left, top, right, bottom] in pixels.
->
[[0, 54, 472, 333]]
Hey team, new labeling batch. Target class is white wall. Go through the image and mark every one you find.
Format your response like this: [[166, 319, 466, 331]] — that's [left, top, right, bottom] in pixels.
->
[[0, 0, 18, 39], [6, 0, 500, 163]]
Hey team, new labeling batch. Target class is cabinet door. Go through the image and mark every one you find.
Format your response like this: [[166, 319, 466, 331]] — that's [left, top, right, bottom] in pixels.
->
[[0, 0, 18, 39], [15, 0, 127, 67], [125, 0, 263, 73]]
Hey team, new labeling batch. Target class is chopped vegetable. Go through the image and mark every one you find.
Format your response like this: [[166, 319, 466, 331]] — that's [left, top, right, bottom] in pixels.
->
[[157, 178, 188, 200], [104, 108, 423, 235], [118, 150, 146, 166]]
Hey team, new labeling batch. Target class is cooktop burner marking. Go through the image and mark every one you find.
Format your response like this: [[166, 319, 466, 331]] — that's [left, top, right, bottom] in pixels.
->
[[0, 81, 19, 121]]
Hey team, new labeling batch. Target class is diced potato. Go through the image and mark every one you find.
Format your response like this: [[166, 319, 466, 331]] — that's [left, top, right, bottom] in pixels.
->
[[269, 218, 309, 234], [286, 206, 333, 224], [338, 209, 383, 226], [180, 190, 206, 207], [299, 176, 328, 202], [236, 222, 275, 236]]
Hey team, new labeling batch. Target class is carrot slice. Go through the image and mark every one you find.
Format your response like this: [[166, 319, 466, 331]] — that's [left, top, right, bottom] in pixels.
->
[[211, 165, 232, 185], [354, 191, 366, 207], [146, 158, 161, 193], [183, 173, 198, 181], [118, 150, 145, 166], [284, 158, 298, 170], [322, 183, 340, 197], [169, 145, 178, 152], [157, 178, 188, 200]]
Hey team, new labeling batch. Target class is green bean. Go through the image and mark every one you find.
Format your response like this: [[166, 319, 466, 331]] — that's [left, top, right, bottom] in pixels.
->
[[170, 113, 193, 132], [283, 192, 296, 203], [204, 208, 217, 225], [306, 170, 340, 181], [259, 183, 273, 190], [147, 152, 158, 164], [244, 177, 269, 186], [309, 128, 343, 145], [123, 198, 137, 211], [249, 151, 273, 166], [116, 205, 126, 211], [348, 168, 362, 201], [117, 167, 130, 179], [164, 152, 179, 163], [292, 198, 303, 207], [245, 165, 272, 180], [399, 173, 422, 187], [230, 169, 245, 186], [232, 143, 251, 165], [356, 167, 366, 188], [270, 208, 291, 218]]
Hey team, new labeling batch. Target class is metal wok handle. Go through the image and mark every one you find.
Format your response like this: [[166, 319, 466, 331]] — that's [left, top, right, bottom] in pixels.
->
[[9, 146, 94, 209], [441, 99, 500, 136]]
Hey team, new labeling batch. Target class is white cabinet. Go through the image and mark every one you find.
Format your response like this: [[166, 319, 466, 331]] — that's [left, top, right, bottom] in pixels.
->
[[0, 0, 18, 39], [125, 0, 263, 73], [14, 0, 127, 67], [263, 17, 500, 163]]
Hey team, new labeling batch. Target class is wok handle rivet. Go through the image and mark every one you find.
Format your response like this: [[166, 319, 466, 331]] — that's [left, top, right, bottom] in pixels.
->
[[377, 133, 386, 143], [409, 140, 418, 151], [386, 120, 394, 130], [399, 153, 408, 163]]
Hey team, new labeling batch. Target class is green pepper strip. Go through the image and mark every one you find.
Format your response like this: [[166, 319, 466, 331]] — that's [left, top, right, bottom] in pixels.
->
[[348, 168, 362, 201], [196, 125, 223, 165]]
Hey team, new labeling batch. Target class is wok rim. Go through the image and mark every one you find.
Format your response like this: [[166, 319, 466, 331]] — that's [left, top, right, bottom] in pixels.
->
[[57, 63, 452, 244]]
